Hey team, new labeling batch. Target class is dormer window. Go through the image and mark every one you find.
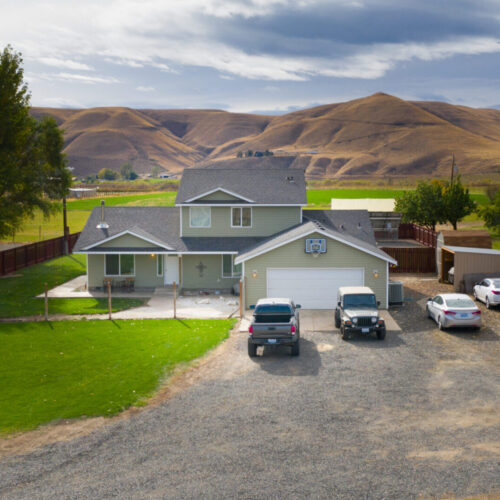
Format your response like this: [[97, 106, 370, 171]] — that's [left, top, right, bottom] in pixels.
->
[[190, 207, 211, 228], [231, 207, 252, 228]]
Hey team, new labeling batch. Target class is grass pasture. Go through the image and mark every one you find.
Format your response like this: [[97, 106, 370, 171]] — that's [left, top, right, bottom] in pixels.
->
[[0, 319, 234, 433], [9, 192, 178, 241], [0, 255, 143, 318]]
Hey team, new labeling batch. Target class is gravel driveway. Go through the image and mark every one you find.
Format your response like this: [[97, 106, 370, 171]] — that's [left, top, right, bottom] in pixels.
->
[[1, 278, 499, 499]]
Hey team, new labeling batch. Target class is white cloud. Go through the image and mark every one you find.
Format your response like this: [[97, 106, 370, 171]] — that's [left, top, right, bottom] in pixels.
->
[[54, 73, 119, 84], [43, 96, 85, 107], [136, 85, 155, 92], [39, 57, 93, 71], [1, 0, 499, 89]]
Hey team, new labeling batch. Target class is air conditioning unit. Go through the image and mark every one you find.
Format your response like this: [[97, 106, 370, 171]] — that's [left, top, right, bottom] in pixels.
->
[[388, 280, 404, 305], [305, 238, 326, 253]]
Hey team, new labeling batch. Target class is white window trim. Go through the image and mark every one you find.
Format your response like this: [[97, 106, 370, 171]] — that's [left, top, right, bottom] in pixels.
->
[[184, 187, 254, 203], [189, 206, 211, 228], [157, 255, 163, 277], [221, 254, 242, 278], [104, 254, 136, 277], [230, 207, 252, 228], [82, 229, 172, 251]]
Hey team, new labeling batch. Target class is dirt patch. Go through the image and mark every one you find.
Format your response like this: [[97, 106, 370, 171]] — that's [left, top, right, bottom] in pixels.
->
[[0, 322, 242, 459]]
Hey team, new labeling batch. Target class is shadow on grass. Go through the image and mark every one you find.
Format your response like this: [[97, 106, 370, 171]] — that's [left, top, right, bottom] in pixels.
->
[[66, 255, 86, 268], [171, 319, 192, 329]]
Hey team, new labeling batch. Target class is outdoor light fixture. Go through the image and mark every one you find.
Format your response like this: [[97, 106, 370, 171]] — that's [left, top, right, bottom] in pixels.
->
[[373, 270, 379, 278], [252, 270, 258, 278]]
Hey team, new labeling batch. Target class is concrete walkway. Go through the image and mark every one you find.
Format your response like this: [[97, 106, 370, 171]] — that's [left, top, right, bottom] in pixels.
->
[[37, 276, 154, 299]]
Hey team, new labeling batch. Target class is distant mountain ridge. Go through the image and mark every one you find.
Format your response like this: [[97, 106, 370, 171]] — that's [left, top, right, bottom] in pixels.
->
[[31, 93, 500, 178]]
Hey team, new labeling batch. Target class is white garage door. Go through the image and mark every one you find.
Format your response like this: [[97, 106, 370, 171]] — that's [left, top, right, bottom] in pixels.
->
[[267, 268, 364, 309]]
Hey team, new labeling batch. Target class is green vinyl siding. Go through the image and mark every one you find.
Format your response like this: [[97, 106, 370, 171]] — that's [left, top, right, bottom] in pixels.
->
[[182, 206, 301, 236], [181, 254, 239, 290], [99, 234, 160, 248], [87, 254, 164, 288], [243, 231, 388, 309]]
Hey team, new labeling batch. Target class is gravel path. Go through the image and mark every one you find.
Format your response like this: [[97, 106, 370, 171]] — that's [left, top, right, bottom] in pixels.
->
[[1, 278, 499, 499]]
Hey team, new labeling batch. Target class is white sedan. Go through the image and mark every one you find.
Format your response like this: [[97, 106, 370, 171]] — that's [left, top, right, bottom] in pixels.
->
[[426, 293, 481, 330], [473, 278, 500, 309]]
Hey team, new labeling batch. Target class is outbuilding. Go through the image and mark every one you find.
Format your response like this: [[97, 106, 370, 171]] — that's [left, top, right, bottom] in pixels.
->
[[436, 230, 491, 278], [440, 245, 500, 292]]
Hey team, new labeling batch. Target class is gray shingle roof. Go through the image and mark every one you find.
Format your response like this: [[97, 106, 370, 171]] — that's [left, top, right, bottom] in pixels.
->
[[235, 210, 396, 264], [175, 166, 307, 205], [73, 206, 267, 254], [74, 206, 395, 265]]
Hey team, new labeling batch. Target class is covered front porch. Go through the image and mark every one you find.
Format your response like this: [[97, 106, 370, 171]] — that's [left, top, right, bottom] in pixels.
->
[[86, 252, 241, 294]]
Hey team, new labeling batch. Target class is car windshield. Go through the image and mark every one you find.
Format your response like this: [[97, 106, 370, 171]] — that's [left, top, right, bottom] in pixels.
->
[[492, 280, 500, 288], [255, 304, 293, 314], [445, 298, 475, 308], [343, 294, 376, 308]]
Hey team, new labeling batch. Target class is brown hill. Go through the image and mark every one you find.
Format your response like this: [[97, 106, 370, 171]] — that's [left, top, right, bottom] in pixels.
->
[[31, 93, 500, 178]]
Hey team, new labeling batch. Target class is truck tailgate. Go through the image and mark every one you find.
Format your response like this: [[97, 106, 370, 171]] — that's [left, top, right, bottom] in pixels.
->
[[251, 323, 292, 338]]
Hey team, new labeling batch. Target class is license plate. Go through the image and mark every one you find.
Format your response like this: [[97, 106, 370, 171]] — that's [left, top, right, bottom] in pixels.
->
[[268, 339, 277, 344], [361, 328, 369, 333], [460, 314, 469, 318]]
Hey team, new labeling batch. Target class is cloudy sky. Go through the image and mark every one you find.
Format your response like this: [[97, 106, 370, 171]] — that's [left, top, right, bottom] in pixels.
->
[[2, 0, 500, 113]]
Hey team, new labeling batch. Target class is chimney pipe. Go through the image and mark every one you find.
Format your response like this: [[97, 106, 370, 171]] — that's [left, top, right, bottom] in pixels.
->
[[96, 200, 109, 229]]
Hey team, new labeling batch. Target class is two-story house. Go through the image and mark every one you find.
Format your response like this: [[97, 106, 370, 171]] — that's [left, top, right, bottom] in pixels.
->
[[74, 166, 396, 309]]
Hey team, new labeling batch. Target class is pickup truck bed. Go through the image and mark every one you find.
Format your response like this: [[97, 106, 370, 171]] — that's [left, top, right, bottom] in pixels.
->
[[248, 299, 300, 357]]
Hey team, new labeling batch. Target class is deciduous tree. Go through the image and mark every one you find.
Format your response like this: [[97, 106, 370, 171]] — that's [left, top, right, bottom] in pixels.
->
[[442, 176, 475, 230], [395, 180, 446, 231], [0, 45, 71, 239]]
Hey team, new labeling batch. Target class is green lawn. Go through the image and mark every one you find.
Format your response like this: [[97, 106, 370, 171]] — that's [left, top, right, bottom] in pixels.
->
[[306, 188, 490, 209], [0, 319, 234, 433], [0, 255, 143, 318]]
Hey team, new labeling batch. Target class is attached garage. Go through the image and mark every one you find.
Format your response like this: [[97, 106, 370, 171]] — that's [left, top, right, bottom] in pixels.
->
[[236, 222, 397, 310], [267, 268, 364, 309]]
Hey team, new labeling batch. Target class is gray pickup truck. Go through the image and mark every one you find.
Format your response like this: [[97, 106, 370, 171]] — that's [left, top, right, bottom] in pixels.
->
[[335, 286, 386, 341], [248, 298, 301, 357]]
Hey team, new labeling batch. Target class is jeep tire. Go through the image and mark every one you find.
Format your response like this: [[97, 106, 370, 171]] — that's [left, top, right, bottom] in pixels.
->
[[376, 328, 386, 340]]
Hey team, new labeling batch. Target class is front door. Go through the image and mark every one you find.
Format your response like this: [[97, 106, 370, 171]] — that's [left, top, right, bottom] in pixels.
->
[[164, 256, 180, 285]]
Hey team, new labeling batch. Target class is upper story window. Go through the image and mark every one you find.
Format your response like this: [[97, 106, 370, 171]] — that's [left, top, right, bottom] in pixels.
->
[[231, 207, 252, 228], [190, 206, 211, 228]]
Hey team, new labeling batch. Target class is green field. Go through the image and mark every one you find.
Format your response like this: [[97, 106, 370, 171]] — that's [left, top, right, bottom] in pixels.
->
[[0, 255, 143, 318], [0, 319, 234, 433], [3, 187, 495, 242]]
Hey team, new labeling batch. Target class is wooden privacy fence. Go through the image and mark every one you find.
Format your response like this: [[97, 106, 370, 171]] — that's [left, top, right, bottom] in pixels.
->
[[0, 233, 80, 276], [382, 246, 436, 273], [398, 223, 437, 248]]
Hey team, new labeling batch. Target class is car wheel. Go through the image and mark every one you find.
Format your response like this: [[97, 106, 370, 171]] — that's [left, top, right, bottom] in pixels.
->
[[291, 341, 300, 356], [335, 314, 340, 329], [248, 341, 257, 357], [437, 316, 445, 331], [376, 328, 386, 340], [486, 297, 491, 309]]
